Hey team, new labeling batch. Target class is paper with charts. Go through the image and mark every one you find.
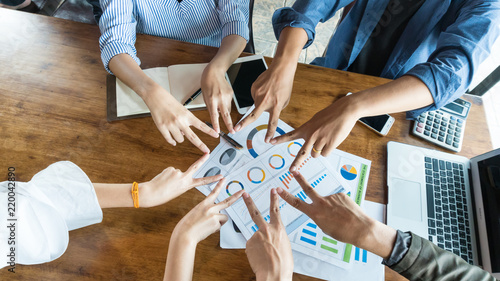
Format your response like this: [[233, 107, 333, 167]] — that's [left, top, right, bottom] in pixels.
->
[[215, 138, 353, 241], [288, 149, 370, 269], [194, 111, 294, 196]]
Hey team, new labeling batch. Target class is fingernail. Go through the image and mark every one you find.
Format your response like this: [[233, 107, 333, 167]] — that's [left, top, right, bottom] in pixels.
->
[[243, 192, 249, 198], [234, 125, 241, 131], [264, 137, 270, 143], [270, 139, 277, 144], [277, 187, 283, 193], [271, 188, 277, 194], [290, 166, 296, 172]]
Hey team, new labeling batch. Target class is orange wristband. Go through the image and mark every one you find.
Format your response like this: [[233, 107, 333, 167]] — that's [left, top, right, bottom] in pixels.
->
[[131, 182, 139, 208]]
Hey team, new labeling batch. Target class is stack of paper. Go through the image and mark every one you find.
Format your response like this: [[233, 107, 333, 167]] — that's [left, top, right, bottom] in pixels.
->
[[193, 110, 384, 281]]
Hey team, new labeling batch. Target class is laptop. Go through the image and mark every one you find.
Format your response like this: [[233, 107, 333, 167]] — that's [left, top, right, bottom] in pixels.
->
[[387, 141, 500, 277]]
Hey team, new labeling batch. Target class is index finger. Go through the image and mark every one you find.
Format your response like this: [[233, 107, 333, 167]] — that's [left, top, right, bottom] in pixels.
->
[[265, 108, 281, 143], [185, 153, 210, 175], [207, 178, 226, 202], [269, 188, 284, 226], [183, 127, 210, 154], [192, 117, 219, 138], [289, 138, 314, 172], [270, 129, 300, 145], [242, 192, 267, 229], [234, 106, 264, 132], [214, 189, 244, 212], [292, 171, 321, 202]]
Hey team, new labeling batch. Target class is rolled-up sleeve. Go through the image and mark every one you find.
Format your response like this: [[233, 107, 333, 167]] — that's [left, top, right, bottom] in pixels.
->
[[406, 0, 500, 119], [217, 0, 250, 42], [272, 0, 354, 48], [98, 0, 140, 74]]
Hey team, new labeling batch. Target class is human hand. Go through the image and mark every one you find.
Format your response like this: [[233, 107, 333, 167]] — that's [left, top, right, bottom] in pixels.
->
[[140, 153, 222, 208], [234, 62, 295, 143], [243, 189, 293, 281], [173, 178, 244, 244], [277, 171, 396, 259], [271, 95, 360, 172], [144, 85, 219, 152], [201, 64, 235, 134]]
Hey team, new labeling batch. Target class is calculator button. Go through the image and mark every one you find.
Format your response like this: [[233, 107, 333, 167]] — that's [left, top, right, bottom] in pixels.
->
[[429, 112, 435, 116], [453, 142, 459, 148], [432, 128, 438, 134], [450, 120, 456, 125], [417, 127, 423, 133], [426, 125, 431, 131], [425, 157, 431, 163], [456, 127, 461, 133], [446, 136, 452, 145], [419, 117, 425, 123], [457, 118, 463, 123], [438, 136, 444, 142], [439, 131, 445, 137], [442, 117, 448, 122], [428, 117, 434, 122], [446, 162, 451, 169], [441, 121, 447, 126], [433, 123, 439, 129], [440, 126, 446, 131], [431, 133, 438, 139], [454, 137, 460, 142], [426, 120, 432, 126], [449, 125, 455, 130], [457, 122, 463, 128], [424, 131, 430, 136], [450, 116, 455, 120], [417, 122, 424, 128], [448, 129, 453, 134], [455, 132, 460, 137]]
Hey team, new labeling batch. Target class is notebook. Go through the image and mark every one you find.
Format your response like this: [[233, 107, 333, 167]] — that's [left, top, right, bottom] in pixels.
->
[[106, 63, 208, 121]]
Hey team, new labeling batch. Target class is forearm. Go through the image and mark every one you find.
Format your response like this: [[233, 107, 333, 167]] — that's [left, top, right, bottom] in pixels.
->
[[164, 230, 197, 281], [272, 27, 308, 68], [349, 75, 434, 118], [355, 219, 398, 260], [94, 182, 151, 208], [108, 53, 164, 100], [208, 34, 246, 71]]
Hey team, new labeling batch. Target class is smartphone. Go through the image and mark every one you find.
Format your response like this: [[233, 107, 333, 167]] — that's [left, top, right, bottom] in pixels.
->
[[346, 92, 395, 136], [227, 55, 268, 114], [359, 114, 395, 136]]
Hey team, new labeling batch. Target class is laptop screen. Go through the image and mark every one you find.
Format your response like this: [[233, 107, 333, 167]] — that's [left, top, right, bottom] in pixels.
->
[[477, 154, 500, 272]]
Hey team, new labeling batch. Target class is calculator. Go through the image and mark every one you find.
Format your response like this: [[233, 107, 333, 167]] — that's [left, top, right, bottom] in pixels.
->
[[412, 98, 471, 152]]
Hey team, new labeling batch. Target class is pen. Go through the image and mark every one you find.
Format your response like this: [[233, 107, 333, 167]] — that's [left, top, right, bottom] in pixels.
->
[[183, 88, 202, 106], [205, 121, 244, 150]]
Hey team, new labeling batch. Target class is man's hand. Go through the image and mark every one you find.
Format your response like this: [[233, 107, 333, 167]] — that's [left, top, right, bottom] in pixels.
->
[[243, 189, 293, 281], [201, 64, 235, 134], [271, 95, 361, 171], [277, 171, 397, 260], [144, 85, 219, 152]]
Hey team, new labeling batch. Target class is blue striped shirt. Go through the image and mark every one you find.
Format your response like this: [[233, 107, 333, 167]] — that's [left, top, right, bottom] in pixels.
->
[[98, 0, 250, 73]]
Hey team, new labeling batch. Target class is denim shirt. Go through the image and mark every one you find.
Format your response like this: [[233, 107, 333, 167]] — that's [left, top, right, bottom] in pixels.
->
[[272, 0, 500, 119]]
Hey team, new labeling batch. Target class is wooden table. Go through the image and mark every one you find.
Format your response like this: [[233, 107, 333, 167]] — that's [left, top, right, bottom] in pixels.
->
[[0, 8, 492, 281]]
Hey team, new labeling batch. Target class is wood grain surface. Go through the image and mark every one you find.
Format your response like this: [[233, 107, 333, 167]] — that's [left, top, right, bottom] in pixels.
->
[[0, 8, 492, 281]]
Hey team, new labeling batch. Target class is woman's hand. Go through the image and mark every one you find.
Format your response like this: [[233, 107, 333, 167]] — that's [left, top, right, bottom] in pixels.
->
[[271, 95, 361, 171], [243, 189, 294, 281], [140, 153, 221, 208], [201, 64, 235, 134], [144, 85, 219, 153], [173, 178, 244, 244]]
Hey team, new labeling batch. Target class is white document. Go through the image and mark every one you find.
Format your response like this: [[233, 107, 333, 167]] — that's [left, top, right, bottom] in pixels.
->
[[116, 63, 207, 117], [194, 110, 294, 196]]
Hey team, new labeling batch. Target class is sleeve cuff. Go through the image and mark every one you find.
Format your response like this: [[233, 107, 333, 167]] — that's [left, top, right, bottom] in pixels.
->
[[405, 63, 463, 120], [100, 41, 141, 74], [221, 20, 250, 42], [382, 230, 412, 267], [389, 232, 423, 273], [272, 7, 316, 49]]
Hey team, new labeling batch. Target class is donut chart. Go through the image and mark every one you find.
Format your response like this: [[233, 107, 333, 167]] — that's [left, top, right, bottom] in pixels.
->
[[247, 167, 266, 184], [340, 165, 358, 181], [268, 154, 285, 170], [247, 124, 286, 158], [226, 181, 244, 196], [287, 142, 302, 157]]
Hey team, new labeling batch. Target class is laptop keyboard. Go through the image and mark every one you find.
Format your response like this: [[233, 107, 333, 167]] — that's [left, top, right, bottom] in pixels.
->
[[425, 157, 474, 264]]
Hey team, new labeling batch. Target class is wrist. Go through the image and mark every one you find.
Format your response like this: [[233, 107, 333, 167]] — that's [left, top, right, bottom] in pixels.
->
[[342, 93, 366, 120], [171, 226, 198, 248], [357, 219, 397, 260], [138, 182, 152, 208]]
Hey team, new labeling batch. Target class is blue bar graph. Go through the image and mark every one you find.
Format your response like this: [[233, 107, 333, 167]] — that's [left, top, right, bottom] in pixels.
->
[[311, 174, 326, 187], [354, 247, 368, 263], [307, 222, 317, 229], [300, 236, 317, 246], [302, 228, 317, 237]]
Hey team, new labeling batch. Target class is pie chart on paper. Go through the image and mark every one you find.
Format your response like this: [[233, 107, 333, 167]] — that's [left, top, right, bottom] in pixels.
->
[[340, 165, 357, 181]]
